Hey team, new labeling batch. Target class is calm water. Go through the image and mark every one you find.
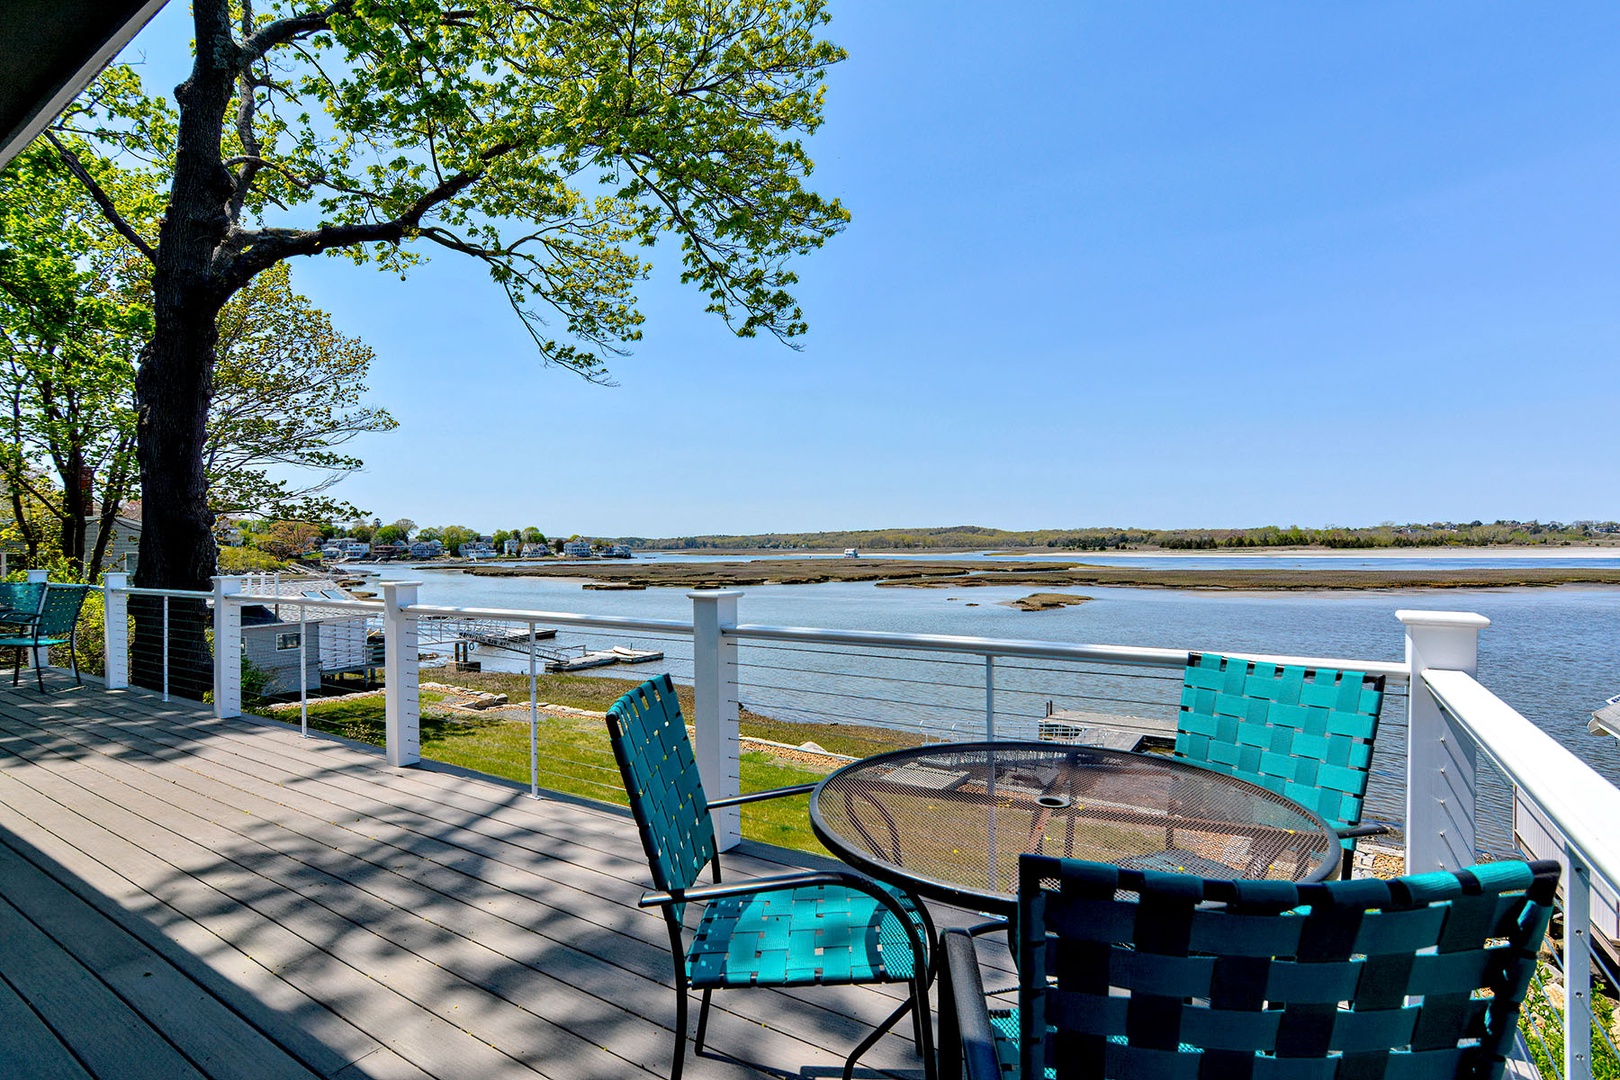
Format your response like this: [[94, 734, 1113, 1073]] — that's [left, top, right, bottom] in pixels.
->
[[372, 560, 1620, 851]]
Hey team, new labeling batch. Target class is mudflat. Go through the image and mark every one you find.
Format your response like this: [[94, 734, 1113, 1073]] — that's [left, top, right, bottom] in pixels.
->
[[452, 557, 1620, 591]]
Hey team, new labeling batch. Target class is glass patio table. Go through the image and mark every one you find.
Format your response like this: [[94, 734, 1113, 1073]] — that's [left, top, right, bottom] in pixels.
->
[[809, 741, 1339, 915]]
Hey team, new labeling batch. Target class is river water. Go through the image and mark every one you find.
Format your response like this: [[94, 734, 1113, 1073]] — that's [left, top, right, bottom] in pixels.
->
[[371, 554, 1620, 852]]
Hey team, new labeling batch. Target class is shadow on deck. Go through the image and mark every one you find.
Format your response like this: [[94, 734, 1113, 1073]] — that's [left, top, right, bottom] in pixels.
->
[[0, 673, 986, 1079]]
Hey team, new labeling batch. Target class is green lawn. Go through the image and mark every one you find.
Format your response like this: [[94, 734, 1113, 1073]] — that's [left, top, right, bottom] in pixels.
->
[[252, 674, 855, 855]]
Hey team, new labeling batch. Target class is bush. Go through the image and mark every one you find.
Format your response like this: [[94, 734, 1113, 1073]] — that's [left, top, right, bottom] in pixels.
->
[[219, 546, 290, 573], [1520, 959, 1620, 1079]]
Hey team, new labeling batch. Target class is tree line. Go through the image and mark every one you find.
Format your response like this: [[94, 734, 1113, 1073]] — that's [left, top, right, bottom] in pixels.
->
[[616, 521, 1620, 552]]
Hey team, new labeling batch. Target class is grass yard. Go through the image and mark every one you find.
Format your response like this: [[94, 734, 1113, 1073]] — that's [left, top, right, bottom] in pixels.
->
[[249, 671, 889, 856]]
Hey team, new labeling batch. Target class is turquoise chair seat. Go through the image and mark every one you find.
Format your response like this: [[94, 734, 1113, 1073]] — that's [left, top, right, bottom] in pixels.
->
[[689, 879, 926, 988], [940, 854, 1558, 1080]]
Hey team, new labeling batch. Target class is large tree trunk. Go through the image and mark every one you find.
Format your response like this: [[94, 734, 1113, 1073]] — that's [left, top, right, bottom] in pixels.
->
[[130, 298, 223, 699], [129, 0, 237, 698]]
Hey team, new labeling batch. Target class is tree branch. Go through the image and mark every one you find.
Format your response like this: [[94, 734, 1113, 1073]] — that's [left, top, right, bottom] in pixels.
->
[[43, 131, 157, 263], [220, 144, 512, 285], [239, 2, 349, 64]]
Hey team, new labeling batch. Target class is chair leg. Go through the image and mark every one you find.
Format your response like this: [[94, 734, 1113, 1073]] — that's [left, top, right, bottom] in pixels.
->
[[693, 988, 713, 1054], [12, 646, 19, 687], [671, 983, 689, 1080], [915, 975, 936, 1080], [70, 638, 80, 685], [842, 986, 935, 1080], [1340, 845, 1355, 880], [910, 977, 926, 1053], [34, 645, 45, 692]]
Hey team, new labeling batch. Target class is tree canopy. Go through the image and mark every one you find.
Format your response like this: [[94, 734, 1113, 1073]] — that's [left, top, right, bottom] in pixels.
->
[[41, 0, 849, 600], [208, 262, 397, 521], [0, 139, 396, 576]]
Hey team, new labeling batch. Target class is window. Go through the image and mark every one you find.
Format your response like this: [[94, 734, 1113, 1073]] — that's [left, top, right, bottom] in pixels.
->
[[276, 632, 302, 651]]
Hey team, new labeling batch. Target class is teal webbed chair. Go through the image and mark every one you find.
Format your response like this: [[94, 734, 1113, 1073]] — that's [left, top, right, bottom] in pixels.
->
[[0, 583, 91, 691], [606, 675, 937, 1080], [940, 853, 1559, 1080], [1166, 652, 1389, 878]]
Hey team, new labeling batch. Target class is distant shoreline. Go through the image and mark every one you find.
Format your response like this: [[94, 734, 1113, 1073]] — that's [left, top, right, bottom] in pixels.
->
[[440, 556, 1620, 592]]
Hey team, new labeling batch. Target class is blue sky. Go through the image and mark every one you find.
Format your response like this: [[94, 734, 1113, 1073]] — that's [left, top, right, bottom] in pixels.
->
[[118, 3, 1620, 536]]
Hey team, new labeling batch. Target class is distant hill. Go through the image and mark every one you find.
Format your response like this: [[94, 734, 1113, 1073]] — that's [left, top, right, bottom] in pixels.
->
[[610, 521, 1620, 552]]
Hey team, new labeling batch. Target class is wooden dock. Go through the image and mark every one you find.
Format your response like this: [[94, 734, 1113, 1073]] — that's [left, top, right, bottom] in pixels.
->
[[0, 674, 1000, 1079], [1040, 708, 1177, 752]]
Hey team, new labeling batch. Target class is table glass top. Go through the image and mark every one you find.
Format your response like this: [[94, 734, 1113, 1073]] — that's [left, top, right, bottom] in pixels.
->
[[812, 743, 1337, 903]]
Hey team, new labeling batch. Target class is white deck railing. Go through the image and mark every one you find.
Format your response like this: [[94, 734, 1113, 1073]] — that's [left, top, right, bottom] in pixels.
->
[[82, 574, 1620, 1079]]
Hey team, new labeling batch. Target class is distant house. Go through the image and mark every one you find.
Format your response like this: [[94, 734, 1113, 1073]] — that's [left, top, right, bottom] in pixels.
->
[[240, 605, 322, 696], [519, 542, 548, 558], [603, 544, 633, 559], [241, 600, 373, 695], [84, 514, 142, 572], [502, 538, 522, 556], [408, 539, 443, 559], [460, 540, 496, 559], [562, 540, 592, 558]]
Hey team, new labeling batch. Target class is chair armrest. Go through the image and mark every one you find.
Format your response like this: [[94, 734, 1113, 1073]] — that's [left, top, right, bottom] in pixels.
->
[[940, 928, 1003, 1080], [706, 783, 817, 809], [1336, 823, 1392, 840], [638, 870, 850, 908], [0, 611, 39, 626]]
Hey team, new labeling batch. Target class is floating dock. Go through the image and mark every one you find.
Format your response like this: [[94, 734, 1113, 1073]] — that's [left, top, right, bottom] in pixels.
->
[[546, 646, 664, 673], [1040, 708, 1177, 752]]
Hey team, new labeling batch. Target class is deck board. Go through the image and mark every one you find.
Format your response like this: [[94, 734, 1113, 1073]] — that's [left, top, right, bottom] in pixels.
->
[[0, 675, 976, 1079]]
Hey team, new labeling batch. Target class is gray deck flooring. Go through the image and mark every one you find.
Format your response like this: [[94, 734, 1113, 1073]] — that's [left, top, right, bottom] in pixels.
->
[[0, 674, 1006, 1080]]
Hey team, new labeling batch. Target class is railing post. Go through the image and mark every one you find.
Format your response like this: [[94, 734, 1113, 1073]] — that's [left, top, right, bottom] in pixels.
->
[[382, 582, 421, 767], [102, 573, 129, 689], [212, 576, 243, 719], [1398, 610, 1489, 873], [691, 589, 742, 851], [24, 570, 46, 673]]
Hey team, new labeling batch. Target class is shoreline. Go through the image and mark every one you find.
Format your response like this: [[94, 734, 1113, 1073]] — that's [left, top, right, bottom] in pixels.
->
[[441, 556, 1620, 593]]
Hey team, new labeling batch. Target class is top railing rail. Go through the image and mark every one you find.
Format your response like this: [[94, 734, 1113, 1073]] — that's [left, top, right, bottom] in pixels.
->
[[727, 622, 1411, 685], [1424, 668, 1620, 891], [400, 601, 694, 636], [234, 592, 383, 613]]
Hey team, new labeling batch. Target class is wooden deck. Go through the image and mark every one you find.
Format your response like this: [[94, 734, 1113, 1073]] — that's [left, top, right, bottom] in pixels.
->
[[0, 674, 1003, 1079]]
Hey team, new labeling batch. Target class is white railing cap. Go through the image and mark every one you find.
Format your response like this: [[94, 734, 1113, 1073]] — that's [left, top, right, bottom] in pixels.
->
[[687, 589, 745, 600], [1425, 668, 1620, 891], [1395, 610, 1491, 630]]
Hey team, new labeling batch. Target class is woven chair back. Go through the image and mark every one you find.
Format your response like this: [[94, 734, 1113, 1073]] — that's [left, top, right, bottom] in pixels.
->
[[1016, 854, 1556, 1080], [0, 582, 46, 618], [606, 675, 716, 923], [1176, 652, 1384, 833], [34, 584, 91, 639]]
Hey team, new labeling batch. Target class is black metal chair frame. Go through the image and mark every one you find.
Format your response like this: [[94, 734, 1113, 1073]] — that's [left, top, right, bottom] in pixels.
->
[[607, 675, 939, 1080]]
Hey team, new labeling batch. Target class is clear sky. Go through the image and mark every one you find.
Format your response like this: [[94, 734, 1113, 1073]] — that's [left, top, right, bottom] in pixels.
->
[[117, 3, 1620, 536]]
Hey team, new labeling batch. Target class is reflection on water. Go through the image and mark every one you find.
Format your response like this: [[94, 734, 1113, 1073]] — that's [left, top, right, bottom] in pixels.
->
[[374, 563, 1620, 855]]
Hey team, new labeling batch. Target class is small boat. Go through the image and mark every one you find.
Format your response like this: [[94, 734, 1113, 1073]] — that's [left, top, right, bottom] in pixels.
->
[[611, 646, 664, 664], [843, 548, 859, 558]]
